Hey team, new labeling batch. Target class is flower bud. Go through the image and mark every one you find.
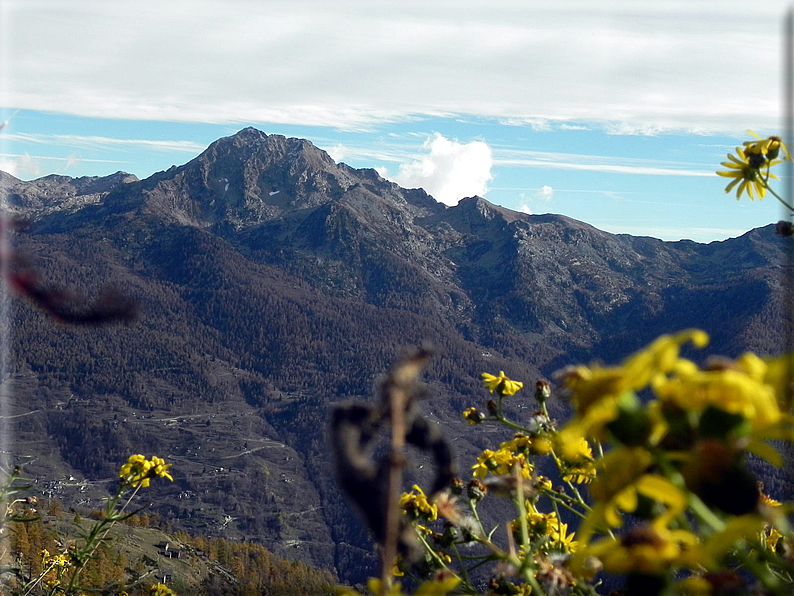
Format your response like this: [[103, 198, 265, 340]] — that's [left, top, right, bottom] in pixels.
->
[[486, 399, 499, 416], [449, 477, 465, 496], [535, 380, 551, 404], [438, 522, 459, 548], [467, 478, 487, 502], [463, 407, 486, 425], [776, 221, 794, 237]]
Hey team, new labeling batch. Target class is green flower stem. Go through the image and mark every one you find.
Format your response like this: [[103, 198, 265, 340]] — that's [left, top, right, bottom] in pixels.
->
[[518, 560, 545, 596], [486, 416, 535, 435], [753, 540, 794, 579], [563, 479, 590, 511], [514, 470, 531, 566], [21, 562, 57, 595], [760, 176, 794, 212], [539, 489, 589, 520], [512, 473, 548, 596], [541, 402, 550, 420], [415, 531, 456, 575], [468, 499, 488, 539], [450, 543, 472, 589], [65, 481, 142, 593], [595, 439, 605, 459], [687, 493, 725, 534], [734, 546, 785, 596]]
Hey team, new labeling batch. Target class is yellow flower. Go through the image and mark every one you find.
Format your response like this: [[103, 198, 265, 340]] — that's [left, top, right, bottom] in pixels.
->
[[653, 358, 782, 432], [717, 132, 788, 201], [743, 130, 790, 162], [481, 371, 523, 396], [555, 330, 708, 438], [589, 450, 685, 530], [552, 520, 578, 553], [580, 525, 699, 576], [391, 555, 404, 577], [120, 454, 173, 488], [573, 447, 686, 558], [471, 447, 532, 479], [717, 145, 772, 200], [342, 577, 460, 596], [463, 407, 485, 424], [150, 584, 177, 596], [151, 456, 174, 481], [765, 526, 784, 551], [501, 433, 552, 456], [760, 352, 794, 407], [519, 504, 579, 554], [554, 437, 596, 484], [759, 492, 781, 507], [399, 485, 438, 521]]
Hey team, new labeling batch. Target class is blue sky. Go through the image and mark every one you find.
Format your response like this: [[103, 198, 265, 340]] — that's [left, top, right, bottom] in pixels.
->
[[0, 1, 790, 242]]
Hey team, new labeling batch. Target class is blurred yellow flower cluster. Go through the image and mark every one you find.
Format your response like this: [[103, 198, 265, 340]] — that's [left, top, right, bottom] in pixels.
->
[[398, 330, 794, 595], [471, 447, 533, 480], [399, 485, 438, 522], [39, 548, 72, 572], [150, 583, 178, 596], [119, 454, 173, 488]]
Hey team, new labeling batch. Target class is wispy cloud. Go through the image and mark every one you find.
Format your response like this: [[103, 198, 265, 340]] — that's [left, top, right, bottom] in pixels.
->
[[0, 152, 127, 178], [3, 132, 207, 153], [499, 118, 553, 131], [494, 149, 714, 177]]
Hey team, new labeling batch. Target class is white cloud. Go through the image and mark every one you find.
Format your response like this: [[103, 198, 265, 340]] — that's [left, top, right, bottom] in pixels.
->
[[2, 1, 786, 134], [0, 153, 43, 179], [63, 152, 82, 172], [327, 144, 346, 162], [0, 158, 17, 177], [535, 185, 554, 202], [518, 186, 553, 215], [387, 133, 493, 206]]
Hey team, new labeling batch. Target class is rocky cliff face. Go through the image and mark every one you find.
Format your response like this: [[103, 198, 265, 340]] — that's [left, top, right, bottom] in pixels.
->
[[3, 128, 790, 582], [2, 170, 138, 217]]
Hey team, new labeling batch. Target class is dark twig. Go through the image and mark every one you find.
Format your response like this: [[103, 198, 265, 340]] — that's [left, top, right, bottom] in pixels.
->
[[0, 213, 137, 325], [329, 347, 456, 594]]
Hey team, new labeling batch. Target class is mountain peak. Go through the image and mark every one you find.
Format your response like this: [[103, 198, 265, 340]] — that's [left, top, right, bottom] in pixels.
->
[[212, 128, 335, 169], [431, 195, 528, 235], [129, 128, 446, 230]]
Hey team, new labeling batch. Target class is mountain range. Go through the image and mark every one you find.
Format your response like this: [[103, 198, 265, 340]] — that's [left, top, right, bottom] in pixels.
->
[[2, 127, 791, 583]]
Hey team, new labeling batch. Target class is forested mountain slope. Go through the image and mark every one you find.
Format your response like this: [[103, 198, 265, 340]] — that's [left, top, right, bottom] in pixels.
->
[[2, 127, 790, 582]]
